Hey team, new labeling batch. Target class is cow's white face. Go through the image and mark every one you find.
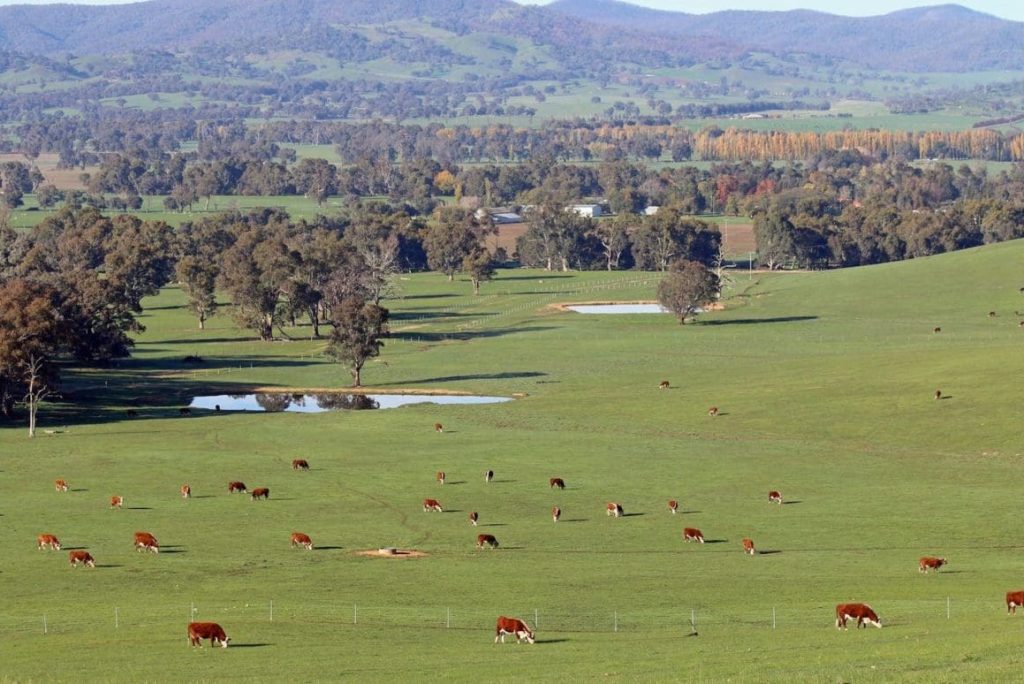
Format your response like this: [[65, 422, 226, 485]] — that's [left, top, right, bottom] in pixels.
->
[[865, 618, 882, 628], [518, 629, 535, 644]]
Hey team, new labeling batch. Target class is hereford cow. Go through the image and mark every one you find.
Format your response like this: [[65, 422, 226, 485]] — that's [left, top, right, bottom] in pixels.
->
[[228, 481, 247, 493], [494, 616, 535, 644], [290, 532, 313, 550], [683, 527, 705, 543], [250, 487, 270, 501], [476, 534, 499, 549], [110, 495, 123, 509], [659, 380, 670, 389], [69, 550, 95, 568], [485, 469, 494, 482], [181, 484, 191, 499], [768, 490, 783, 505], [707, 406, 719, 417], [919, 557, 947, 573], [436, 471, 446, 485], [606, 502, 623, 518], [37, 534, 61, 551], [552, 506, 561, 522], [933, 326, 941, 333], [292, 459, 310, 470], [835, 603, 882, 629], [187, 622, 230, 648], [469, 512, 479, 526], [989, 311, 997, 318], [742, 538, 756, 555], [668, 500, 679, 514], [1007, 591, 1024, 614], [423, 498, 443, 513], [934, 389, 942, 400], [54, 479, 69, 492], [133, 531, 159, 553], [549, 477, 566, 490], [434, 423, 444, 433]]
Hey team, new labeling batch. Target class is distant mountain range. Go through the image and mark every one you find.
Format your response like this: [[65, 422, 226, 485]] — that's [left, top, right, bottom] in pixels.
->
[[0, 0, 1019, 72]]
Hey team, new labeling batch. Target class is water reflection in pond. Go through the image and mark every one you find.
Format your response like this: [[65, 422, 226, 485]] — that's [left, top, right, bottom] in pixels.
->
[[567, 304, 671, 314], [189, 393, 513, 413]]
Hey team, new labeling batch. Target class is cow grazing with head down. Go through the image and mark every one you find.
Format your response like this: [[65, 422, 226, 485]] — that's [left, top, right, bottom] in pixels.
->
[[69, 550, 95, 567], [659, 380, 670, 390], [606, 503, 623, 518], [552, 506, 561, 523], [933, 326, 941, 333], [37, 534, 61, 551], [768, 490, 783, 505], [290, 532, 313, 550], [54, 479, 69, 493], [110, 495, 123, 509], [485, 470, 494, 483], [549, 477, 565, 490], [668, 500, 679, 514], [250, 487, 270, 501], [476, 534, 499, 549], [423, 498, 443, 513], [494, 616, 535, 644], [434, 423, 444, 433], [436, 471, 445, 485], [835, 603, 882, 629], [181, 484, 191, 499], [934, 389, 942, 400], [228, 481, 247, 493], [742, 538, 756, 555], [707, 406, 719, 417], [469, 512, 479, 526], [1007, 591, 1024, 614], [683, 528, 705, 543], [188, 622, 230, 648], [133, 531, 159, 553], [919, 557, 946, 573], [292, 459, 310, 470]]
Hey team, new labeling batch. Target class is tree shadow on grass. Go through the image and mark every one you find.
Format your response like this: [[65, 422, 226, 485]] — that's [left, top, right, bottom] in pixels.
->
[[699, 316, 818, 326], [390, 326, 556, 343], [497, 274, 575, 281]]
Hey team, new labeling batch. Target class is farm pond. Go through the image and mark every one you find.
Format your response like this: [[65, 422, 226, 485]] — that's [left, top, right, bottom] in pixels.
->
[[188, 393, 512, 413]]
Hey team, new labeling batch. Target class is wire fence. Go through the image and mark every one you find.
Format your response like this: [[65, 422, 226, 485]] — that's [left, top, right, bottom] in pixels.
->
[[5, 596, 1007, 637]]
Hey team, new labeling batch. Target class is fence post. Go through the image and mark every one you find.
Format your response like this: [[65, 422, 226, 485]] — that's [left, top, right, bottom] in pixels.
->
[[613, 611, 618, 633], [353, 604, 358, 625], [534, 608, 539, 629], [690, 609, 696, 634], [772, 607, 776, 629], [190, 602, 196, 621], [115, 607, 119, 629], [446, 607, 450, 629], [270, 600, 274, 622], [43, 614, 47, 634], [947, 596, 951, 620]]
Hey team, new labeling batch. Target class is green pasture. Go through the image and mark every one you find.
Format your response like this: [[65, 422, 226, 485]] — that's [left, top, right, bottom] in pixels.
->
[[3, 241, 1024, 681]]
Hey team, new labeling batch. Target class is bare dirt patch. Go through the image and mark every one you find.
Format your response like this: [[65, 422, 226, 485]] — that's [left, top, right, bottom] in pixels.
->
[[355, 548, 428, 559], [0, 153, 96, 191]]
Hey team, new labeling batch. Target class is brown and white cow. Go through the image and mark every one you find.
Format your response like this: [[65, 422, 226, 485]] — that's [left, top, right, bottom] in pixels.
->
[[423, 498, 443, 513], [37, 534, 61, 551], [69, 550, 95, 568], [436, 471, 446, 485], [292, 459, 310, 470], [434, 422, 444, 433], [188, 622, 230, 648], [668, 500, 679, 514], [290, 532, 313, 550], [707, 406, 719, 417], [54, 479, 69, 492], [659, 380, 670, 390], [181, 484, 191, 499], [919, 557, 947, 573], [742, 538, 756, 555], [469, 512, 479, 526], [485, 470, 494, 482], [110, 495, 123, 509], [1006, 591, 1024, 614], [494, 616, 534, 644], [476, 534, 499, 549], [549, 477, 566, 490], [552, 506, 561, 523], [228, 481, 247, 493], [933, 326, 941, 333], [133, 531, 159, 553], [606, 503, 623, 518], [835, 603, 882, 629], [683, 527, 705, 543], [250, 487, 270, 501], [768, 490, 783, 505], [934, 389, 942, 400]]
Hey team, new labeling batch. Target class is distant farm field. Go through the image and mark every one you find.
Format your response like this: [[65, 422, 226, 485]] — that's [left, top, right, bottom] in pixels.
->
[[3, 241, 1024, 681]]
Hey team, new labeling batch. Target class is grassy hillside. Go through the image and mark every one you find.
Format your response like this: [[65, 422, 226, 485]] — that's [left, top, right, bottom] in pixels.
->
[[2, 241, 1024, 681]]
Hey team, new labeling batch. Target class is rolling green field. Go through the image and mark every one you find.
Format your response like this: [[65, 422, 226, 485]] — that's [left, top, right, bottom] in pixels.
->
[[3, 241, 1024, 681]]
